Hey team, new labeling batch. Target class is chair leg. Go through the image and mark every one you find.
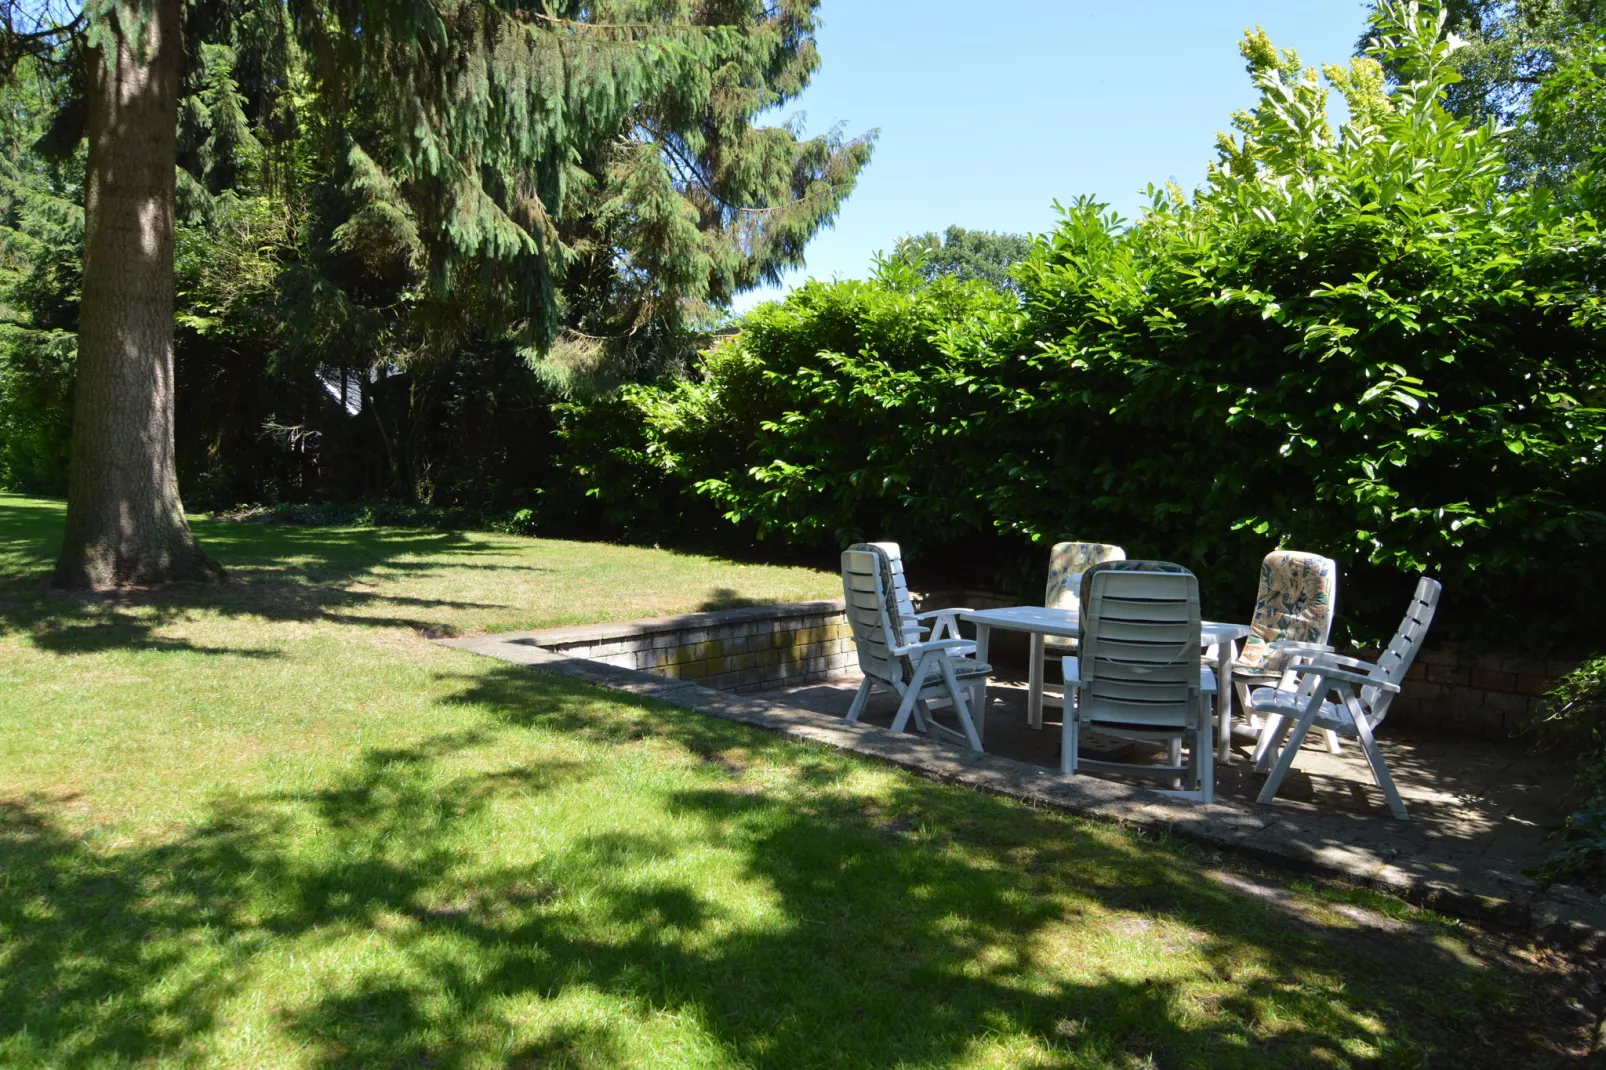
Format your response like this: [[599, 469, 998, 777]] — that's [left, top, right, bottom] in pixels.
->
[[1351, 708, 1408, 820], [1061, 697, 1079, 774], [1324, 729, 1343, 755], [968, 680, 988, 743], [1168, 737, 1183, 790], [938, 656, 983, 752], [1256, 712, 1315, 806], [846, 678, 873, 722], [1197, 698, 1215, 804], [1253, 713, 1292, 772], [890, 671, 922, 735]]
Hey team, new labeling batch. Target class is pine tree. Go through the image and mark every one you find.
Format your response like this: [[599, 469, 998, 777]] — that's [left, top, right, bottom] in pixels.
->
[[550, 0, 874, 385], [0, 1, 868, 585]]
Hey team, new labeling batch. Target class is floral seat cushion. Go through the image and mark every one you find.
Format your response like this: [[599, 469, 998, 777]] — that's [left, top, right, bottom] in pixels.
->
[[1233, 551, 1338, 677]]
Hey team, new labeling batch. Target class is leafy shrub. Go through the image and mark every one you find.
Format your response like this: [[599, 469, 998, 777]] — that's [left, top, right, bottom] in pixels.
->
[[558, 2, 1606, 645], [1528, 658, 1606, 886]]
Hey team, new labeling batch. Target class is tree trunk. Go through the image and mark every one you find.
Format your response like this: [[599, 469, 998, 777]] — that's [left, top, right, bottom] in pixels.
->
[[54, 0, 214, 588]]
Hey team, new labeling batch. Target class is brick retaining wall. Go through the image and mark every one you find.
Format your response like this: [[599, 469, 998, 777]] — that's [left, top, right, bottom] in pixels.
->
[[1388, 646, 1578, 739], [508, 600, 857, 694], [511, 591, 1575, 736]]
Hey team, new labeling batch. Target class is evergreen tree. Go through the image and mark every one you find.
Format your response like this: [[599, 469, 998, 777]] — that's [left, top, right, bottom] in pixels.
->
[[551, 1, 874, 387], [0, 1, 870, 585]]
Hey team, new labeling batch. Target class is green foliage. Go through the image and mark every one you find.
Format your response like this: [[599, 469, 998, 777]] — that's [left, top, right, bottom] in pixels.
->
[[1422, 0, 1606, 190], [561, 1, 1606, 644], [0, 56, 81, 493], [1528, 656, 1606, 884], [893, 225, 1033, 293], [0, 1, 869, 509]]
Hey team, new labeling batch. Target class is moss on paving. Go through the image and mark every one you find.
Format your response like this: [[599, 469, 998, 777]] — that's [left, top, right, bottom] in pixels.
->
[[0, 494, 1589, 1066]]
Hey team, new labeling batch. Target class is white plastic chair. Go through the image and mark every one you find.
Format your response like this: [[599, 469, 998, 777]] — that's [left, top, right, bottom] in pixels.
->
[[1231, 550, 1342, 755], [1061, 561, 1216, 802], [841, 543, 990, 750], [1250, 577, 1442, 820], [1041, 541, 1125, 704]]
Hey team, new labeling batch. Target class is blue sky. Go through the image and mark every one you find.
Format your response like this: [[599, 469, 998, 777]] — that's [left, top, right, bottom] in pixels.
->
[[736, 0, 1374, 310]]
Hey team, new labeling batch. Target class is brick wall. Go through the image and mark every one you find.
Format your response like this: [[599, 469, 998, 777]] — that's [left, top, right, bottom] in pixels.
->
[[516, 590, 1573, 735], [1387, 646, 1577, 739], [513, 601, 858, 695]]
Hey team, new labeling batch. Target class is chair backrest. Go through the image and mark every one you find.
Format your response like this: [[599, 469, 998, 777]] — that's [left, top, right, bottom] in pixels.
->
[[1361, 577, 1442, 723], [1075, 561, 1203, 730], [1046, 541, 1126, 611], [845, 541, 921, 645], [1238, 550, 1338, 671], [841, 545, 910, 685]]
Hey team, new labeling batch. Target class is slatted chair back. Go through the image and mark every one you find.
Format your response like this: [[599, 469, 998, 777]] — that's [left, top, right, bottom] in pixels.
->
[[1360, 577, 1442, 725], [849, 541, 923, 646], [841, 546, 902, 685], [1045, 541, 1126, 612], [1075, 561, 1203, 731]]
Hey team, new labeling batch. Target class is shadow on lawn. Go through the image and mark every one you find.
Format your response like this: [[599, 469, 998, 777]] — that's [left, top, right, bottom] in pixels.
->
[[0, 668, 1585, 1067], [0, 502, 523, 652]]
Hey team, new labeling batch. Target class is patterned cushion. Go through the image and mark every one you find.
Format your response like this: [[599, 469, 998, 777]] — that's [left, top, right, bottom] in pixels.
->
[[1045, 541, 1125, 611], [914, 658, 992, 684], [1234, 551, 1338, 676]]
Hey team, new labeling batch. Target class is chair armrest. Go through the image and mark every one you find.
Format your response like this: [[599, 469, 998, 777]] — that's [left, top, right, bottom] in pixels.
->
[[1061, 655, 1079, 691], [1300, 650, 1383, 674], [1286, 657, 1401, 694], [890, 637, 976, 658], [1268, 640, 1334, 653], [1200, 665, 1217, 694], [915, 608, 972, 620]]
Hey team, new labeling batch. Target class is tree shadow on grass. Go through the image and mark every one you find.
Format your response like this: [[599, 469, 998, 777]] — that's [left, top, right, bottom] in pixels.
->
[[2, 668, 1577, 1066], [0, 504, 528, 654], [699, 587, 763, 612]]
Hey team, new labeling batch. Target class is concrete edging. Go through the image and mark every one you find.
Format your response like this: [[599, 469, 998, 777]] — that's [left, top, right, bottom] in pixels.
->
[[437, 631, 1606, 951]]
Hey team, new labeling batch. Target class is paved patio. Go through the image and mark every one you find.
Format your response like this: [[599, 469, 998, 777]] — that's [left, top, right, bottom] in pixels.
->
[[761, 672, 1566, 877]]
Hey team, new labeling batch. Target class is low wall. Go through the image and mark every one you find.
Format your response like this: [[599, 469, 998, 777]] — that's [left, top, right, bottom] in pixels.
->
[[509, 600, 857, 695], [511, 589, 1572, 736], [1390, 646, 1577, 739]]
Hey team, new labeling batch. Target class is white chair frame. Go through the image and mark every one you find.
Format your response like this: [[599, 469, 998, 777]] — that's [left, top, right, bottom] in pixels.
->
[[840, 545, 988, 751], [1061, 563, 1216, 802], [1250, 577, 1442, 820]]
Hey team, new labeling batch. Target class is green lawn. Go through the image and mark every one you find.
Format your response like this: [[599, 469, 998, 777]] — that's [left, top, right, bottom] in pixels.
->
[[0, 494, 1585, 1067]]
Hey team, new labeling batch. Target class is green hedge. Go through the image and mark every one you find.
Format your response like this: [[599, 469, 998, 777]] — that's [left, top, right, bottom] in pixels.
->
[[557, 4, 1606, 645]]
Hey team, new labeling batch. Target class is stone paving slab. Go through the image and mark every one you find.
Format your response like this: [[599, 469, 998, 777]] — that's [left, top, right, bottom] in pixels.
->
[[436, 633, 1606, 950]]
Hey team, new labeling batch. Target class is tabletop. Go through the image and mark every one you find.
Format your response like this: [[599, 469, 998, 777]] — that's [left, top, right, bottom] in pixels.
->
[[958, 606, 1250, 645]]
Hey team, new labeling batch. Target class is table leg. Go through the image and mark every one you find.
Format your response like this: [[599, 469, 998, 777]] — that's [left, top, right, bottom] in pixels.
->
[[1028, 632, 1045, 730], [974, 623, 991, 666], [1216, 639, 1237, 765]]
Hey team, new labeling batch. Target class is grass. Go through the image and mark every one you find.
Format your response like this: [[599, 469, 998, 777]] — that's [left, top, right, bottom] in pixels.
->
[[0, 493, 1589, 1067]]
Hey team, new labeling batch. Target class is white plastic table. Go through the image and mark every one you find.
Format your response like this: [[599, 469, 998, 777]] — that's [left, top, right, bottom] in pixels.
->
[[958, 606, 1251, 763]]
